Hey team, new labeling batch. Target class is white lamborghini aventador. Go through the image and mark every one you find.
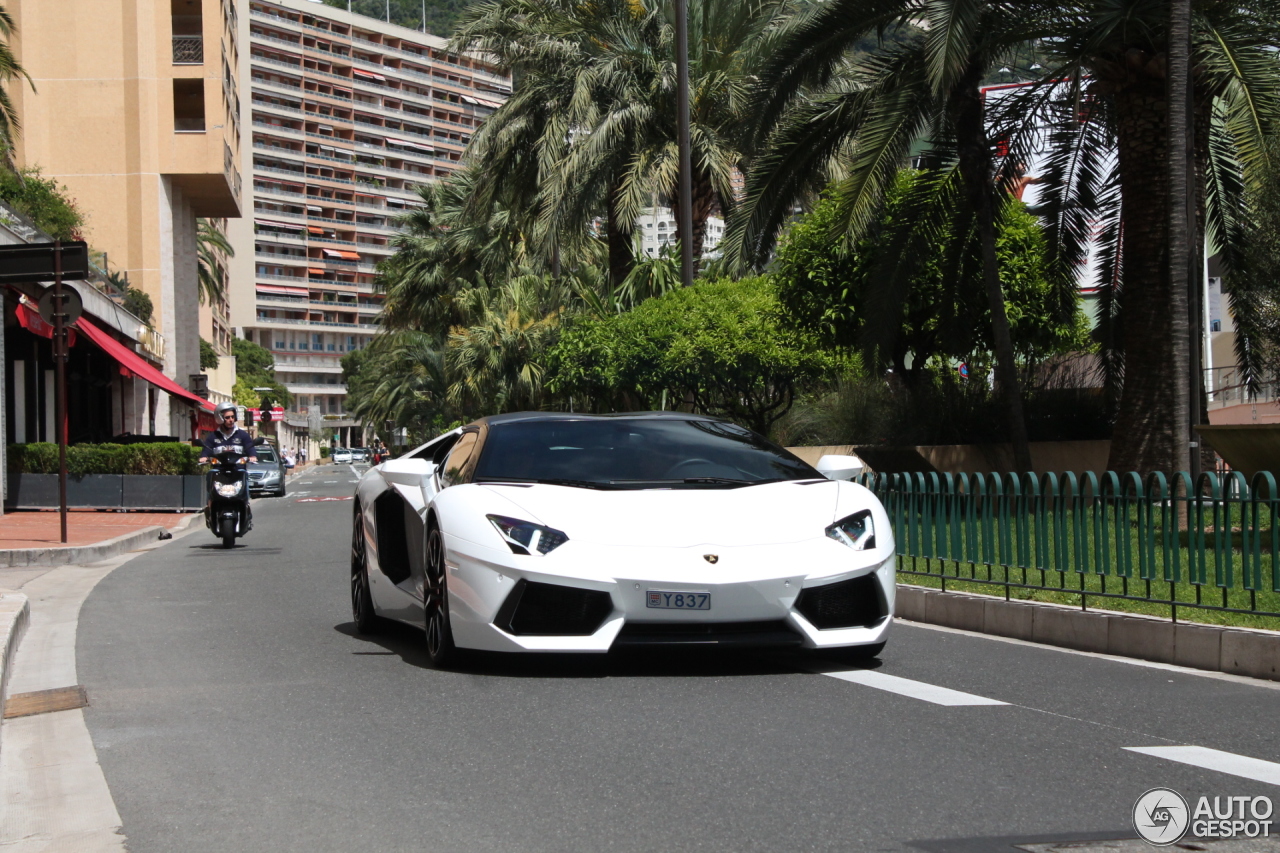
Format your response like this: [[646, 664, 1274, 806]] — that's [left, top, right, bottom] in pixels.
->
[[350, 412, 895, 667]]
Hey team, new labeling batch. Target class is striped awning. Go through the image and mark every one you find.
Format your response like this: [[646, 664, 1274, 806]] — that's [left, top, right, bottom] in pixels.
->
[[323, 249, 361, 260], [256, 218, 305, 230], [257, 284, 309, 296]]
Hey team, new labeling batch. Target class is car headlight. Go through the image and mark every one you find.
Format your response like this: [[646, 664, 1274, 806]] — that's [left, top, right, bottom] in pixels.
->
[[826, 509, 875, 550], [261, 471, 280, 481], [487, 514, 569, 556], [215, 481, 244, 498]]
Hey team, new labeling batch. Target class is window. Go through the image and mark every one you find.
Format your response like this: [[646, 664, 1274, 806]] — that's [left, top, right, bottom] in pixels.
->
[[171, 0, 204, 64], [440, 430, 479, 488], [173, 79, 206, 131]]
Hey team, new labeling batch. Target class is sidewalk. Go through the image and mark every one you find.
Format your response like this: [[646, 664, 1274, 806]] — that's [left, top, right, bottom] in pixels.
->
[[0, 510, 193, 550]]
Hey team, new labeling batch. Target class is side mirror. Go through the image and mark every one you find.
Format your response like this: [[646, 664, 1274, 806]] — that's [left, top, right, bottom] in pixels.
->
[[815, 454, 864, 481]]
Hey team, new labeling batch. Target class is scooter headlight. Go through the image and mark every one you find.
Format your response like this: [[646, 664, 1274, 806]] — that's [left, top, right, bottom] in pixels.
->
[[215, 481, 244, 497]]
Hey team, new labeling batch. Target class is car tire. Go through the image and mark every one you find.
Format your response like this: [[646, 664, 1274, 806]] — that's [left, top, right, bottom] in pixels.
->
[[423, 521, 459, 668], [351, 507, 380, 635]]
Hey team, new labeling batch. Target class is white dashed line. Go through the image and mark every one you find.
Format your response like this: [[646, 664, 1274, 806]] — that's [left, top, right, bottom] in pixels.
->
[[809, 665, 1008, 706], [1125, 746, 1280, 787]]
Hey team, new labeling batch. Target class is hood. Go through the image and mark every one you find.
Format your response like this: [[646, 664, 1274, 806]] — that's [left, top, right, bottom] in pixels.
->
[[480, 479, 842, 547]]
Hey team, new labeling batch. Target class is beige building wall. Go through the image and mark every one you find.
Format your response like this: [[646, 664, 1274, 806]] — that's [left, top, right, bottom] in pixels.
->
[[10, 0, 242, 435], [227, 0, 510, 428]]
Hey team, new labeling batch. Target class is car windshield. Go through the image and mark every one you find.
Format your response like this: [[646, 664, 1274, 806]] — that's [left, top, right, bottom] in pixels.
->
[[472, 418, 819, 489], [255, 446, 278, 463]]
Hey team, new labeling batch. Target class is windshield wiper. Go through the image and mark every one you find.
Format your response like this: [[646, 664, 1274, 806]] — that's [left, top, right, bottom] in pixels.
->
[[605, 477, 763, 488], [476, 476, 617, 490]]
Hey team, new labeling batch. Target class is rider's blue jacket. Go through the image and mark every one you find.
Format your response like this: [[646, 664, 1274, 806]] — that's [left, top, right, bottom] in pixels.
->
[[201, 427, 255, 460]]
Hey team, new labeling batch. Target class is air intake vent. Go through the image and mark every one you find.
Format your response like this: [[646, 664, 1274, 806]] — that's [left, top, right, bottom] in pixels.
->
[[794, 574, 887, 629], [614, 620, 800, 648], [496, 580, 613, 636]]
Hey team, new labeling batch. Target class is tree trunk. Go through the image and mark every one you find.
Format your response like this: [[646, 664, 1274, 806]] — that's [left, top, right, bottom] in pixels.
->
[[606, 180, 631, 288], [1168, 0, 1195, 477], [1104, 63, 1184, 476], [950, 63, 1033, 473], [673, 169, 715, 277]]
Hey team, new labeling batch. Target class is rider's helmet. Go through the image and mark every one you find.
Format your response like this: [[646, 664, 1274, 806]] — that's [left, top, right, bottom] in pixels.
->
[[214, 401, 238, 420]]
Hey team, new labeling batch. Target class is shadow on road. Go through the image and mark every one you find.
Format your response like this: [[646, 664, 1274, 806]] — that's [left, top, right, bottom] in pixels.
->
[[333, 620, 883, 679]]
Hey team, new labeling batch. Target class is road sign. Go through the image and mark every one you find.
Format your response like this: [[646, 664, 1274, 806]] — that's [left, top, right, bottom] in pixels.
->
[[37, 284, 83, 325], [0, 241, 90, 285]]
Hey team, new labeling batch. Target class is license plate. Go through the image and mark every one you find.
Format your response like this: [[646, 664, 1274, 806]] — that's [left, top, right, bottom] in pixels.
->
[[646, 590, 710, 610]]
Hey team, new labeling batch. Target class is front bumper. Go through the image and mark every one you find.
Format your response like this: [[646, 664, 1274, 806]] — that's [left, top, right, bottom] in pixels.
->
[[442, 533, 895, 653]]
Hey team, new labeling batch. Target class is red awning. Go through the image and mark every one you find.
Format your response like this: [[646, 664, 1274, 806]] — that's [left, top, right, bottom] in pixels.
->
[[74, 316, 215, 411], [16, 301, 78, 347], [352, 69, 386, 82]]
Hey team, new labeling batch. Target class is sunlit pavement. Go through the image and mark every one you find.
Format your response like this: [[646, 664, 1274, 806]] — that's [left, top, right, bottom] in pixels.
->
[[32, 464, 1280, 852]]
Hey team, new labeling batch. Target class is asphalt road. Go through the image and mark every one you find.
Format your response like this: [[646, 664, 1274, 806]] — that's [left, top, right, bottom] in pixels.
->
[[76, 464, 1280, 853]]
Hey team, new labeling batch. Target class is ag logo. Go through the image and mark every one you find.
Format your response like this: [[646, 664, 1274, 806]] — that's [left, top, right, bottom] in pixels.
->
[[1133, 787, 1190, 845]]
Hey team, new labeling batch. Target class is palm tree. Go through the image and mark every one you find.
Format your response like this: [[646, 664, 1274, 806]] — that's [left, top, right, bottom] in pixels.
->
[[452, 0, 779, 283], [196, 218, 234, 306], [0, 5, 32, 164], [725, 0, 1058, 470], [1014, 0, 1280, 473], [345, 331, 451, 439]]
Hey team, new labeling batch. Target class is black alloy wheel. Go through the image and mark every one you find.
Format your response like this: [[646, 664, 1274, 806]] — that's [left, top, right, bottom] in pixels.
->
[[351, 508, 379, 634], [423, 522, 458, 667]]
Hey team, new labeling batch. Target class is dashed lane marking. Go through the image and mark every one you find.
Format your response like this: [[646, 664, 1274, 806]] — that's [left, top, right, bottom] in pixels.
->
[[1125, 746, 1280, 787], [809, 665, 1009, 706], [295, 496, 353, 503]]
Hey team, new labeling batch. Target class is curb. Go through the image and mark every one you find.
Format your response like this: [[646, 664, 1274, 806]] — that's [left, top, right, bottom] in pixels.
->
[[0, 591, 30, 762], [896, 585, 1280, 682], [0, 521, 192, 568]]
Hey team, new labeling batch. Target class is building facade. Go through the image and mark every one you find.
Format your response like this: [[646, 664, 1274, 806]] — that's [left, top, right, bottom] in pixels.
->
[[638, 207, 726, 260], [8, 0, 243, 437], [227, 0, 511, 420]]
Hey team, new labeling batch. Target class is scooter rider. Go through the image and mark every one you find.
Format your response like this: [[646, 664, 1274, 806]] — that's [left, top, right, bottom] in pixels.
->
[[200, 402, 258, 521]]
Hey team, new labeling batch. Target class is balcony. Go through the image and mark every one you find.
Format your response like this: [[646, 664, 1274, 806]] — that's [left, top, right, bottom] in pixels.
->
[[173, 36, 204, 65]]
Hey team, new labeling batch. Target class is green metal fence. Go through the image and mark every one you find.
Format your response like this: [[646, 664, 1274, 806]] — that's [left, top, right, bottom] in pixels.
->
[[857, 471, 1280, 625]]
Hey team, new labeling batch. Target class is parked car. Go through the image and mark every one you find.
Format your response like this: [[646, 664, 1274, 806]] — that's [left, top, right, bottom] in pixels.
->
[[247, 441, 287, 497], [351, 448, 370, 463], [332, 447, 353, 464]]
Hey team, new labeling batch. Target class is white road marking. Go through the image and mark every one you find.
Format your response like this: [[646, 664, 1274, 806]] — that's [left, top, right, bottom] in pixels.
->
[[1125, 746, 1280, 787], [323, 480, 337, 483], [809, 665, 1009, 706]]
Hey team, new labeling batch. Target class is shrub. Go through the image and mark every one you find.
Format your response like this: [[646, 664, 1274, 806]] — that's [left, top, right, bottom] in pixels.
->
[[8, 442, 203, 475]]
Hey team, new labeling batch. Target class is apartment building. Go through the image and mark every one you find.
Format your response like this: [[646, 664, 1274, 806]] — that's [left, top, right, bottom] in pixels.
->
[[638, 208, 726, 259], [227, 0, 511, 419], [8, 0, 243, 437]]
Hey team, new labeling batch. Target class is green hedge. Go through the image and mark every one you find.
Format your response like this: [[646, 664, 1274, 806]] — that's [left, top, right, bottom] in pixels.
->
[[8, 443, 203, 476]]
